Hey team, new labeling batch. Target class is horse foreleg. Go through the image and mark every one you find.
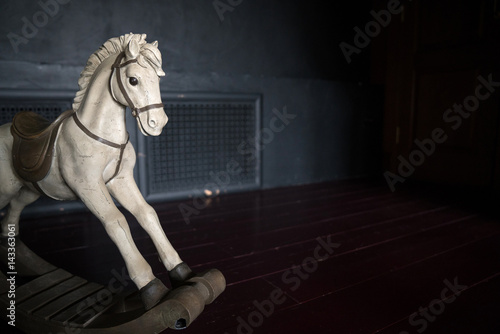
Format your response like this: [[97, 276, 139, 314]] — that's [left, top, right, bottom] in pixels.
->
[[107, 173, 194, 285], [70, 179, 168, 308], [77, 181, 154, 287]]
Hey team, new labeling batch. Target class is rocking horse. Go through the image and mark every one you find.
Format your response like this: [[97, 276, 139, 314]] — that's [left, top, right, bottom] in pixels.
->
[[0, 33, 225, 333]]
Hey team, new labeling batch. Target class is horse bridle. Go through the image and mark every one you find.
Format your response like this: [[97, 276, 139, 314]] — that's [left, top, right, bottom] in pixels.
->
[[70, 51, 164, 184], [110, 51, 164, 118]]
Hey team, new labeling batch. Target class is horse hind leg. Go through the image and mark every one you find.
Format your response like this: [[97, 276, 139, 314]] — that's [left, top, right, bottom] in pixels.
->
[[0, 190, 18, 236], [0, 187, 57, 276], [1, 187, 40, 237]]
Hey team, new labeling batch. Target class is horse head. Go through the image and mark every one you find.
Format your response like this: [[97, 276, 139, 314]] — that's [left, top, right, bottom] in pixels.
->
[[109, 35, 168, 136]]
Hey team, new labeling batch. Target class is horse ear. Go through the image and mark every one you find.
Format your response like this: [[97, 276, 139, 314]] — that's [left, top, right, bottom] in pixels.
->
[[152, 40, 158, 47], [126, 38, 140, 60]]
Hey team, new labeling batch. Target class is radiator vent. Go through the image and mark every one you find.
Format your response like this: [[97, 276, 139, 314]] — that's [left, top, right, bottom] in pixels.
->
[[0, 100, 71, 124], [138, 94, 261, 201], [0, 91, 261, 214]]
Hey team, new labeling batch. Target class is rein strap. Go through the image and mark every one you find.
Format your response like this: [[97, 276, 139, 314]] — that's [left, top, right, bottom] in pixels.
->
[[72, 113, 128, 183]]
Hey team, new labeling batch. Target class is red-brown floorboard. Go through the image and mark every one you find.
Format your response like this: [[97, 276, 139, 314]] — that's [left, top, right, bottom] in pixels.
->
[[2, 179, 500, 333]]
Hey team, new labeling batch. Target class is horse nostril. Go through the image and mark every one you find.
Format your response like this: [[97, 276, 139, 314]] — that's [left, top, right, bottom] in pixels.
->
[[149, 119, 157, 128]]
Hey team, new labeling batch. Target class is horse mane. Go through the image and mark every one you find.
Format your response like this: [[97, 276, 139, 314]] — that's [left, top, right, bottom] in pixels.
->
[[72, 33, 164, 112]]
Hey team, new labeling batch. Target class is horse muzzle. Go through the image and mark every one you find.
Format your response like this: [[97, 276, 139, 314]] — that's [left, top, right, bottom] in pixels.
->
[[136, 107, 168, 136]]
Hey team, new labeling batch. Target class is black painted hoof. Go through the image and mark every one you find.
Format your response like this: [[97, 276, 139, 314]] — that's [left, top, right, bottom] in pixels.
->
[[169, 262, 195, 288], [140, 278, 169, 310]]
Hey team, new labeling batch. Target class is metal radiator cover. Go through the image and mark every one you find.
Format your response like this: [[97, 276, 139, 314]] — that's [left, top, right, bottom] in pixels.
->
[[137, 93, 261, 202], [0, 91, 261, 215]]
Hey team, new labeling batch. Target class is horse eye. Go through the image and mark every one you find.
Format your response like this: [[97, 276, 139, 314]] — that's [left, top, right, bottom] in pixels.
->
[[129, 77, 138, 86]]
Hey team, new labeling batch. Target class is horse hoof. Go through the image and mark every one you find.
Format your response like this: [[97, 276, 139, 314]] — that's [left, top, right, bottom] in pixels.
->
[[140, 278, 169, 310], [169, 262, 194, 288]]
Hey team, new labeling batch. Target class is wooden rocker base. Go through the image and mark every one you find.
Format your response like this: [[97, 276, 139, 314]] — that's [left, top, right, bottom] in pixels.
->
[[0, 238, 226, 333]]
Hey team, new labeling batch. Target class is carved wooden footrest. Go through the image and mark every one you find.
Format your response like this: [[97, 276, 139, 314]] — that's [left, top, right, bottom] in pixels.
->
[[0, 239, 225, 333]]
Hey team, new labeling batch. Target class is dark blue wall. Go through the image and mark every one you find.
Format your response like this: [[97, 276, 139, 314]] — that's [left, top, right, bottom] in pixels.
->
[[0, 0, 381, 189]]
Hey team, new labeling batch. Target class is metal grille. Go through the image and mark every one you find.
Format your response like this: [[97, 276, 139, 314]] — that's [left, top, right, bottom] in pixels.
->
[[0, 91, 261, 213], [141, 95, 261, 200], [0, 101, 71, 125]]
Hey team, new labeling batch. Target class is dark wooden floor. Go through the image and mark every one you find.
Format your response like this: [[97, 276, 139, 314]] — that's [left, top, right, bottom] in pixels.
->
[[2, 179, 500, 333]]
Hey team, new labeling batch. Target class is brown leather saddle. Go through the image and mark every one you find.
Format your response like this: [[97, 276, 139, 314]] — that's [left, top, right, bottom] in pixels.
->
[[11, 110, 75, 183]]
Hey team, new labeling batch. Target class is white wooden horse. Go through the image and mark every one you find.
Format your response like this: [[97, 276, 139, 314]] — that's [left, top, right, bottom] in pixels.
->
[[0, 33, 193, 310]]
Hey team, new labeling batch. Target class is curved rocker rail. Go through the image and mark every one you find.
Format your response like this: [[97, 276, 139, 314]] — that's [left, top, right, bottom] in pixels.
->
[[0, 239, 226, 333]]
